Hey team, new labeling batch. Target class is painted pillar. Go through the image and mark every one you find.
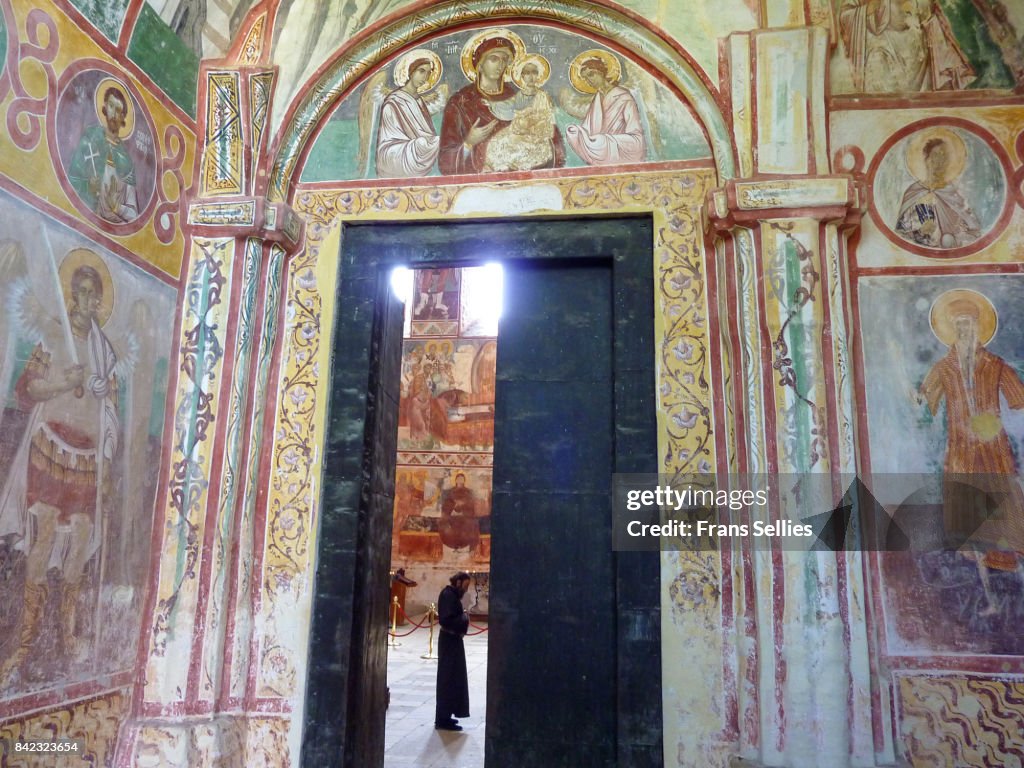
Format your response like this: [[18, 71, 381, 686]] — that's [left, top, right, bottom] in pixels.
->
[[116, 44, 307, 765], [706, 25, 880, 768]]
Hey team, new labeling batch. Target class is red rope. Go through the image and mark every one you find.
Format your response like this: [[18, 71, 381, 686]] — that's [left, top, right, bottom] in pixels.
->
[[389, 625, 422, 638], [395, 602, 433, 629]]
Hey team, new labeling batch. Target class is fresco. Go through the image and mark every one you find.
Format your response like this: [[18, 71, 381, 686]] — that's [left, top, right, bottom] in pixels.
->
[[391, 266, 497, 601], [0, 194, 174, 696], [67, 0, 130, 43], [392, 466, 492, 564], [859, 275, 1024, 655], [301, 25, 711, 182], [833, 0, 1022, 93], [55, 69, 158, 232], [870, 122, 1009, 258], [398, 338, 495, 452]]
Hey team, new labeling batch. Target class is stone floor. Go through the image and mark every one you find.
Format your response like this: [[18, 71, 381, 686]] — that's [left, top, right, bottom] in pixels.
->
[[384, 622, 488, 768]]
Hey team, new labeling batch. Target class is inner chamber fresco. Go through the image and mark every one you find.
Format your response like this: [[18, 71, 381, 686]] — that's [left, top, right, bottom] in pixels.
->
[[301, 23, 711, 182], [391, 266, 498, 616]]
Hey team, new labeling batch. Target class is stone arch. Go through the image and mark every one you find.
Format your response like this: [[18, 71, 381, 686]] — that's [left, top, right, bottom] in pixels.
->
[[267, 0, 735, 200]]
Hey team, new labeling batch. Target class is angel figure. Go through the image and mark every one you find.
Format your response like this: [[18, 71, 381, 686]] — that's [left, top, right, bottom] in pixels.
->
[[359, 48, 449, 178], [560, 50, 647, 166], [0, 239, 148, 685]]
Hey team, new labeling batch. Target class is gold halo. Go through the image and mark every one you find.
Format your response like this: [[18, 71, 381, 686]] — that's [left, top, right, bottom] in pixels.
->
[[459, 28, 525, 83], [392, 48, 443, 93], [929, 289, 997, 347], [94, 77, 135, 140], [569, 49, 622, 94], [511, 53, 551, 89], [906, 127, 967, 187], [58, 247, 114, 328]]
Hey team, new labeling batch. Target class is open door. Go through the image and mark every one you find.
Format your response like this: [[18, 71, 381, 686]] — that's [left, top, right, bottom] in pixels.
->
[[305, 217, 660, 767]]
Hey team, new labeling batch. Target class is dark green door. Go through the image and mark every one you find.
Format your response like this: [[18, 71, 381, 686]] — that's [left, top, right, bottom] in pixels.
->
[[486, 247, 661, 767], [486, 259, 617, 766]]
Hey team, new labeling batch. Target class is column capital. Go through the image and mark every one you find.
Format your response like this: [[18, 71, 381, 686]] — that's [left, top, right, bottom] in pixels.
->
[[187, 198, 305, 253], [705, 175, 866, 234]]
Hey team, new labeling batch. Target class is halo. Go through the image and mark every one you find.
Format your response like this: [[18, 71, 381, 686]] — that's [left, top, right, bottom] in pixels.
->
[[459, 28, 525, 82], [511, 53, 551, 89], [94, 77, 135, 140], [392, 48, 443, 93], [906, 127, 967, 187], [58, 247, 114, 328], [929, 289, 997, 347], [569, 49, 622, 94]]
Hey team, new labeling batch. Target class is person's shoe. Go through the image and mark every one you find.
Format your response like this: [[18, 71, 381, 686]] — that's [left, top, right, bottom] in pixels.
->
[[435, 721, 463, 731]]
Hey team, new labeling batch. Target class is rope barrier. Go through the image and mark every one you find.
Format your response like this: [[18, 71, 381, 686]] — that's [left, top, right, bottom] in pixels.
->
[[395, 601, 433, 629], [387, 602, 491, 643]]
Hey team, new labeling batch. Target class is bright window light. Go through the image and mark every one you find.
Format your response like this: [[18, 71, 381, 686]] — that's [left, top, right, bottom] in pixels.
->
[[390, 266, 413, 304], [461, 262, 504, 335]]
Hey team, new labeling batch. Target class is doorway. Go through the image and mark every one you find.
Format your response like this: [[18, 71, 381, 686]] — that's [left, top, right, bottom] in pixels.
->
[[301, 217, 662, 768]]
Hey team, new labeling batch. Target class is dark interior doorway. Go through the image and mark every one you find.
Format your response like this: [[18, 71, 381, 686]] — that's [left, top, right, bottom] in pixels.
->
[[302, 217, 661, 768]]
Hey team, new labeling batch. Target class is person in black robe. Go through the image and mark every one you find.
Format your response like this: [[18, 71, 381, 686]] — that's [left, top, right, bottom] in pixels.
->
[[435, 571, 471, 730]]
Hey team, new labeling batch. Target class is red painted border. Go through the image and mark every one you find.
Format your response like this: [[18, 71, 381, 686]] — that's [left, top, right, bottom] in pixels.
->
[[117, 0, 144, 52], [856, 263, 1024, 277], [0, 680, 132, 723], [750, 224, 787, 752], [829, 90, 1024, 113], [705, 234, 741, 744], [0, 173, 177, 284], [865, 117, 1015, 261], [719, 232, 761, 751], [295, 157, 717, 194]]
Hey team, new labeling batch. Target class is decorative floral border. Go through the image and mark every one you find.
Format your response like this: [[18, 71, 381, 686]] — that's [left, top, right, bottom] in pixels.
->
[[260, 169, 719, 704]]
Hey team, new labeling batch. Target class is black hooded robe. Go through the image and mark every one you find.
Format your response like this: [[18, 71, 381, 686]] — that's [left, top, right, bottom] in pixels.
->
[[435, 584, 470, 723]]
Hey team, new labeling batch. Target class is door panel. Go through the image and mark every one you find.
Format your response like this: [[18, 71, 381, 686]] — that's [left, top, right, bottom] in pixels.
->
[[487, 260, 617, 767]]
